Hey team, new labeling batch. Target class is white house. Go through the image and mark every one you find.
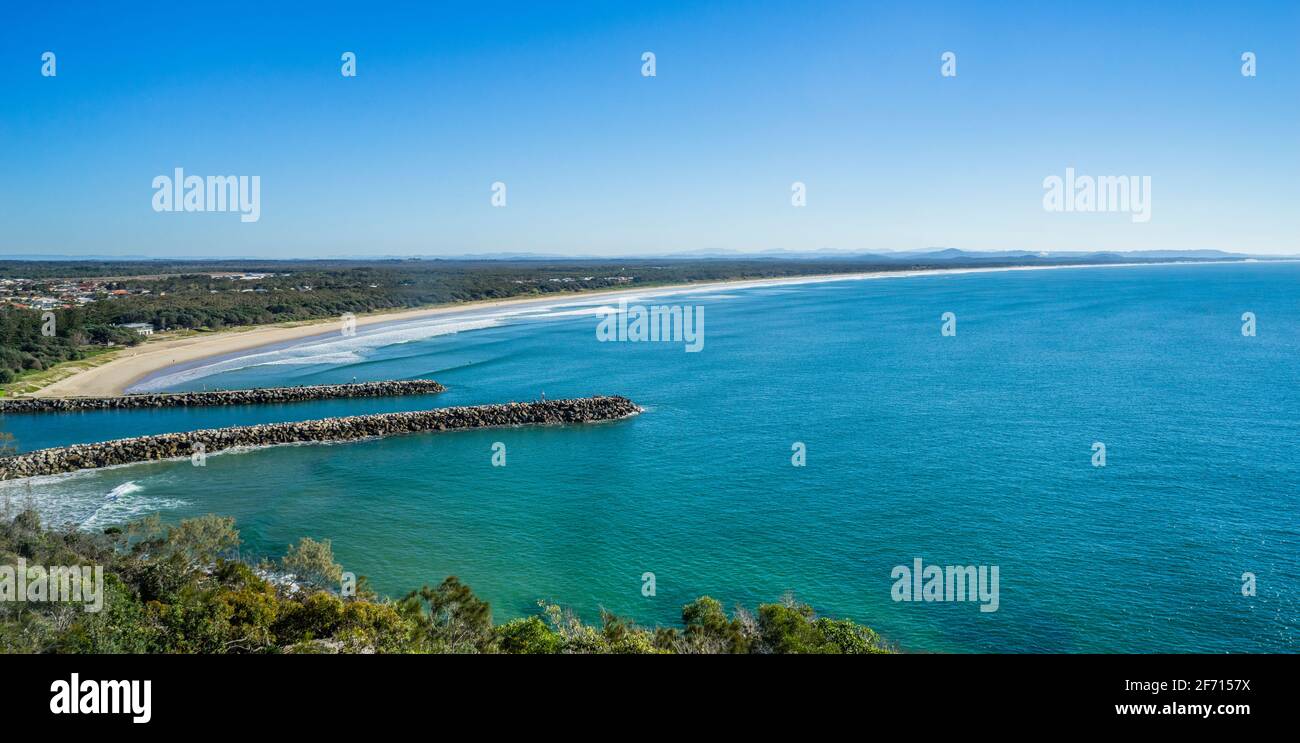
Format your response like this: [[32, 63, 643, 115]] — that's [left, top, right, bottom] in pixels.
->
[[117, 323, 155, 337]]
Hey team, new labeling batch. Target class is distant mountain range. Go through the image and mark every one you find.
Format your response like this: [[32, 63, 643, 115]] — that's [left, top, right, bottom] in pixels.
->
[[652, 248, 1266, 261]]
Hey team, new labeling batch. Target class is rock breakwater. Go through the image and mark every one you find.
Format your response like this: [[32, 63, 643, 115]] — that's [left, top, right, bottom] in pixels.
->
[[0, 396, 641, 480], [0, 380, 447, 413]]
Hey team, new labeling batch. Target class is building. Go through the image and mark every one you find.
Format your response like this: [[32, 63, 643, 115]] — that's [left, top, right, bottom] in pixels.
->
[[117, 323, 155, 337]]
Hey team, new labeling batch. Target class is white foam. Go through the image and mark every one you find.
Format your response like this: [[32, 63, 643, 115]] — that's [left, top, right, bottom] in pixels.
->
[[132, 317, 505, 390], [128, 297, 675, 391], [81, 494, 191, 531], [261, 352, 366, 366], [0, 474, 189, 531], [106, 481, 144, 500]]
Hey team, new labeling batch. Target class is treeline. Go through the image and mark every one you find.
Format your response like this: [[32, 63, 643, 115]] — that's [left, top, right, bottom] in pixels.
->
[[0, 509, 892, 654]]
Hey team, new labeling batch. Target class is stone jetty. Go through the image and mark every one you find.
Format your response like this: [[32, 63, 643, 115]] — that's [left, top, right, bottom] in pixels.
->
[[0, 396, 641, 480], [0, 380, 447, 413]]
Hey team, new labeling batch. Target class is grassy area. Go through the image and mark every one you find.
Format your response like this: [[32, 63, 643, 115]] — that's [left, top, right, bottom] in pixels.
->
[[0, 345, 123, 397], [0, 328, 213, 398]]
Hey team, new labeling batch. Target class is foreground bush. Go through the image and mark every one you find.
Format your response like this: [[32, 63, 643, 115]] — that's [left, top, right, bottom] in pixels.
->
[[0, 509, 891, 654]]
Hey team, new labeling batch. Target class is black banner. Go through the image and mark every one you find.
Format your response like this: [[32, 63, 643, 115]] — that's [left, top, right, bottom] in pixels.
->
[[2, 653, 1285, 729]]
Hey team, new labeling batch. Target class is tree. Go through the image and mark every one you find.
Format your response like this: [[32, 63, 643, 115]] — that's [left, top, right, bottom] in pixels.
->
[[163, 514, 240, 567], [398, 577, 493, 652], [679, 596, 751, 653], [757, 594, 826, 654], [495, 616, 562, 654], [815, 617, 888, 654], [281, 537, 343, 590]]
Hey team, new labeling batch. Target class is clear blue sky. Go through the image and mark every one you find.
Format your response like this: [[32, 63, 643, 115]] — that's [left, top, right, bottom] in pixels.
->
[[1, 1, 1297, 257]]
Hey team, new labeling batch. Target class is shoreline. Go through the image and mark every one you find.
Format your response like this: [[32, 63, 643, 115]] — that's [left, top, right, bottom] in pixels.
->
[[20, 259, 1279, 398]]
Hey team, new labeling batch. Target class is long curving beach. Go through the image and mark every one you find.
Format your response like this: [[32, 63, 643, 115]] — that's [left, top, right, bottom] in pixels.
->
[[23, 272, 889, 397], [21, 261, 1250, 398]]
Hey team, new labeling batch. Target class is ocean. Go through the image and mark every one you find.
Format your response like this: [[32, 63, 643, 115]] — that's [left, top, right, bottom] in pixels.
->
[[2, 262, 1296, 652]]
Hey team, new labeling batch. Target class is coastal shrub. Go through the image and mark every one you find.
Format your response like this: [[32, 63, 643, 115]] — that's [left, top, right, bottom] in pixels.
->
[[272, 591, 350, 645], [598, 610, 666, 654], [755, 596, 891, 654], [162, 514, 241, 568], [280, 537, 343, 590], [495, 616, 563, 654], [84, 324, 143, 347], [213, 575, 281, 650], [680, 596, 754, 654], [270, 590, 409, 652], [144, 584, 237, 653], [52, 575, 157, 654], [758, 600, 825, 653], [815, 617, 890, 654], [0, 509, 891, 655], [397, 577, 494, 653]]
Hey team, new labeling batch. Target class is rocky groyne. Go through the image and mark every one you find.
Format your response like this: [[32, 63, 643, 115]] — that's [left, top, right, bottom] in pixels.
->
[[0, 396, 641, 480], [0, 380, 447, 413]]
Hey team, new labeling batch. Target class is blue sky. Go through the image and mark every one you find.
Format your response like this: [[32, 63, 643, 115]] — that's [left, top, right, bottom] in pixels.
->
[[1, 1, 1297, 257]]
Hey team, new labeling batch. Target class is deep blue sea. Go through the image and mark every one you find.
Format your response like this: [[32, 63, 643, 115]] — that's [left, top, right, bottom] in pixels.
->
[[3, 262, 1297, 652]]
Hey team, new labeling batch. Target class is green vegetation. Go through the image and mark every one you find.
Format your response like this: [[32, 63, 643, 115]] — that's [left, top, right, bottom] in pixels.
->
[[0, 508, 892, 654], [281, 537, 344, 590], [0, 306, 141, 385]]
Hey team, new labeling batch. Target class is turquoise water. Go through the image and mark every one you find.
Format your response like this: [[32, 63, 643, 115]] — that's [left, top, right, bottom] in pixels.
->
[[3, 263, 1297, 652]]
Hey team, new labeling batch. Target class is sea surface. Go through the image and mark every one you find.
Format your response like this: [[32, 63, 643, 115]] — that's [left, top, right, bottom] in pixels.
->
[[3, 262, 1297, 652]]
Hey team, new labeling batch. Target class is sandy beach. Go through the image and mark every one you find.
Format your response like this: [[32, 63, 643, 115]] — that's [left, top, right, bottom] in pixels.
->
[[21, 261, 1258, 398]]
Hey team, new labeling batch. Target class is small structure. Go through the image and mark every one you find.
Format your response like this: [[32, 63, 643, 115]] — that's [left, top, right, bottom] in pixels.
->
[[117, 323, 155, 337]]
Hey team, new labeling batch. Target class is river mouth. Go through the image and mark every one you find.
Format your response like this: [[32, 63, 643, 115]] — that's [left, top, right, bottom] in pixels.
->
[[5, 262, 1298, 653]]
